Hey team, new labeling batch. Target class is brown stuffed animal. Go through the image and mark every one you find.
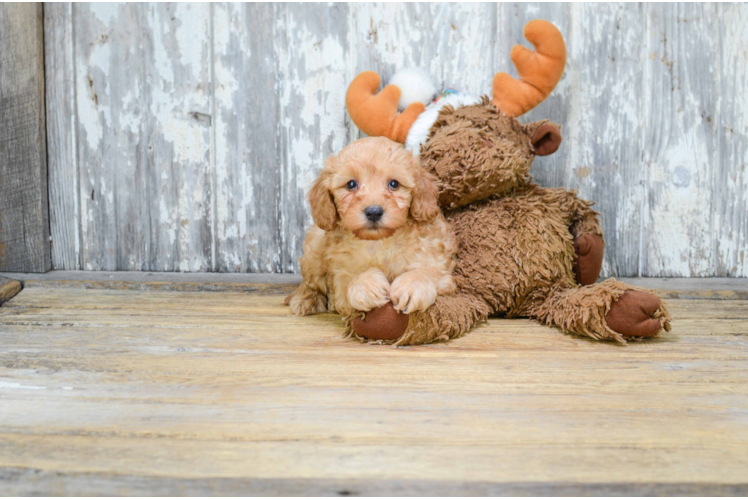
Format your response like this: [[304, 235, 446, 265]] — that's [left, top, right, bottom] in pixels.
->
[[345, 20, 672, 345]]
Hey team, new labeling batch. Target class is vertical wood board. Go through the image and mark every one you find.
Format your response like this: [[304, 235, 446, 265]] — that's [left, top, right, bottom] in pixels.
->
[[0, 3, 50, 273], [40, 2, 748, 276]]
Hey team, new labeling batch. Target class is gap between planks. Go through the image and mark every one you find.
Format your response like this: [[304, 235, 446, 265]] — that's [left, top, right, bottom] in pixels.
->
[[1, 271, 748, 299]]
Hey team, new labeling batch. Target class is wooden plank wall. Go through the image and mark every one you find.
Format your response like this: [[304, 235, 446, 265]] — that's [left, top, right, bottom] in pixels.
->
[[44, 3, 748, 276], [0, 3, 50, 272]]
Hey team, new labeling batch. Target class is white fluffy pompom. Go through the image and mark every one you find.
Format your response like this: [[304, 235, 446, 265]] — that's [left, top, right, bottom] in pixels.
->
[[389, 68, 437, 111]]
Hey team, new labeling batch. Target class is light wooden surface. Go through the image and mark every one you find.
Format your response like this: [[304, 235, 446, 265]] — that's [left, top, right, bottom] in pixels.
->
[[1, 284, 747, 495], [0, 3, 50, 273], [43, 3, 748, 277]]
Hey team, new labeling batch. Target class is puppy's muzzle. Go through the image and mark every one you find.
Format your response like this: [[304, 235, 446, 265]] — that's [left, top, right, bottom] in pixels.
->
[[364, 205, 384, 223]]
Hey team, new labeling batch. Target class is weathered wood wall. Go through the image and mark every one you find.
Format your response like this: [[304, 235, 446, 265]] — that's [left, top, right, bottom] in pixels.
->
[[44, 3, 748, 276], [0, 3, 50, 272]]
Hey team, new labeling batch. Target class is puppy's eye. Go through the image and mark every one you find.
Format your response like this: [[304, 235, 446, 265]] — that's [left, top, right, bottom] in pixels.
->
[[388, 180, 399, 190], [346, 180, 358, 191]]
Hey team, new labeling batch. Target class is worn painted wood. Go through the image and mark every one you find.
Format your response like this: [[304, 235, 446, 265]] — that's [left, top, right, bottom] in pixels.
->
[[73, 3, 213, 272], [0, 287, 747, 494], [716, 4, 748, 277], [277, 3, 352, 272], [0, 3, 50, 273], [641, 4, 720, 277], [43, 3, 748, 276], [213, 3, 282, 273], [566, 4, 645, 277]]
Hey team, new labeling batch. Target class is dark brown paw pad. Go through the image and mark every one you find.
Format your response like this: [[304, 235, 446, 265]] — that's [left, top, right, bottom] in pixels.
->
[[605, 291, 664, 338], [573, 234, 604, 286], [352, 302, 409, 341]]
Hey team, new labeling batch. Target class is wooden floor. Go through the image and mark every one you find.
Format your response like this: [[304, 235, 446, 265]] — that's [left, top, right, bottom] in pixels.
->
[[1, 275, 747, 495]]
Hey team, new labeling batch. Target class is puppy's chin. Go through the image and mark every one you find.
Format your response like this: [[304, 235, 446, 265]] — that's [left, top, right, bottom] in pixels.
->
[[352, 226, 397, 240]]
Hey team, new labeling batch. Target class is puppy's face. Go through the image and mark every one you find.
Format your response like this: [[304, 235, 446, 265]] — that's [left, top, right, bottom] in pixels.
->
[[309, 137, 439, 240]]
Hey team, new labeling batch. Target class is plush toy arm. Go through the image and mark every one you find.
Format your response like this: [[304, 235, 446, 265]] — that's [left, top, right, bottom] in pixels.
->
[[563, 192, 604, 240], [399, 293, 492, 346], [347, 292, 492, 346]]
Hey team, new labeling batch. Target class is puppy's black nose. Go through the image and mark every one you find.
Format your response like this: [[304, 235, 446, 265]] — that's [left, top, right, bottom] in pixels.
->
[[364, 205, 384, 222]]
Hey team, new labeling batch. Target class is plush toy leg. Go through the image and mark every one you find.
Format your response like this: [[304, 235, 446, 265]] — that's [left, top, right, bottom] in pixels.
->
[[345, 293, 491, 346], [529, 279, 672, 343]]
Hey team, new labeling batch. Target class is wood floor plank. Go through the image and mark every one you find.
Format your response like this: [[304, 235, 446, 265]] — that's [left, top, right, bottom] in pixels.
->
[[0, 287, 747, 494]]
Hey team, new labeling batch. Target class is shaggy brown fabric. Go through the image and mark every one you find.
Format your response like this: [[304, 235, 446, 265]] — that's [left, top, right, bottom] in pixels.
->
[[365, 101, 673, 345], [573, 233, 604, 286]]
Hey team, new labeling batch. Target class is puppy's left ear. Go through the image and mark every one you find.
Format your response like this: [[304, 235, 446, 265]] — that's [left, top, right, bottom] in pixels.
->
[[308, 160, 338, 231], [410, 166, 440, 222]]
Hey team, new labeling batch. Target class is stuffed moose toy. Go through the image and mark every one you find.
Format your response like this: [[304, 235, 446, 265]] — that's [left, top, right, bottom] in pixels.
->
[[334, 20, 672, 345]]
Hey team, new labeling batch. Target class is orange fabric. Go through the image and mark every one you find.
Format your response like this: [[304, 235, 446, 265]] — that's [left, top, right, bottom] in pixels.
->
[[345, 71, 426, 144], [492, 20, 567, 117]]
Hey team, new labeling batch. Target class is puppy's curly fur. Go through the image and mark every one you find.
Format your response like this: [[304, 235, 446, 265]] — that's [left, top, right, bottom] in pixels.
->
[[285, 137, 456, 318]]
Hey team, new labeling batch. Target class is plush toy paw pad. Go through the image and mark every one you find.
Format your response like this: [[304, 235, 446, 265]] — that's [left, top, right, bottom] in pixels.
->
[[573, 234, 604, 286], [352, 302, 409, 341], [605, 291, 663, 338]]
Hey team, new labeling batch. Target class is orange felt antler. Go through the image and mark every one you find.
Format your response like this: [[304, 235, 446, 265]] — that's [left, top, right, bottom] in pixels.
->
[[345, 71, 426, 144], [492, 20, 567, 117]]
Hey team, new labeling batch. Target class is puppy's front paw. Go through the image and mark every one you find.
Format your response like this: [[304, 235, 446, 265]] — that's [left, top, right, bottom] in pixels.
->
[[347, 269, 390, 312], [390, 273, 438, 314]]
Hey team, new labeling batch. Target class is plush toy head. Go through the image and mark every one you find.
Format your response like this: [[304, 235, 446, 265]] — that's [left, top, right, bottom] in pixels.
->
[[420, 100, 561, 209], [345, 19, 566, 210]]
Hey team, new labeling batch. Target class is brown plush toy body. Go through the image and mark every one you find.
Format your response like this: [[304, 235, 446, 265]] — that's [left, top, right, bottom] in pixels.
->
[[344, 20, 672, 345]]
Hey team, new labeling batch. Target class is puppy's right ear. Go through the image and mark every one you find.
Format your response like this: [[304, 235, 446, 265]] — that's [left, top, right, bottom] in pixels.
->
[[308, 163, 337, 231]]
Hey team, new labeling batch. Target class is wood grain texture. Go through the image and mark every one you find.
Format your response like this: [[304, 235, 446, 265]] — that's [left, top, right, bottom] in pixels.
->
[[0, 287, 747, 495], [45, 3, 80, 271], [73, 3, 213, 272], [2, 470, 746, 497], [716, 4, 748, 277], [566, 4, 645, 277], [641, 4, 720, 277], [0, 3, 50, 273], [277, 3, 352, 272], [43, 3, 748, 276], [213, 3, 282, 272], [0, 467, 747, 500]]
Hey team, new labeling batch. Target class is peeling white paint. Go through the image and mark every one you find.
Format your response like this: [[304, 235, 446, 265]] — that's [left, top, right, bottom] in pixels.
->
[[0, 381, 46, 390]]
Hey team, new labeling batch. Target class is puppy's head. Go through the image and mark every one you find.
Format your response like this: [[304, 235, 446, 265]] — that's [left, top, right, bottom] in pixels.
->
[[309, 137, 439, 240]]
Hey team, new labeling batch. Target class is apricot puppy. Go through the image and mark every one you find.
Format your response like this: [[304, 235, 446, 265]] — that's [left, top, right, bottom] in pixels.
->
[[285, 136, 456, 318]]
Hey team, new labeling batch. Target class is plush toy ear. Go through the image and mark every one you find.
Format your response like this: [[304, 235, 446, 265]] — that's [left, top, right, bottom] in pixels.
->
[[308, 164, 337, 231], [410, 167, 440, 222], [530, 121, 562, 156]]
